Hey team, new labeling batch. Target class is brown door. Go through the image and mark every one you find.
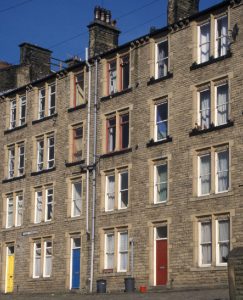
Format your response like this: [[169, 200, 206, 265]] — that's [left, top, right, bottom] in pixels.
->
[[156, 231, 168, 285]]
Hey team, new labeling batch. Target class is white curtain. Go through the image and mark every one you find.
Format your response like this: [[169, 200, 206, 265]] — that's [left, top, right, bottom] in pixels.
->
[[217, 151, 229, 192], [157, 41, 168, 77], [107, 176, 115, 210], [201, 222, 212, 265], [200, 90, 210, 129], [7, 198, 13, 227], [217, 17, 228, 56], [36, 192, 42, 223], [106, 234, 114, 269], [219, 220, 229, 263], [45, 243, 52, 276], [73, 183, 82, 216], [200, 23, 210, 62], [35, 244, 41, 277], [200, 155, 211, 195], [157, 164, 167, 202], [217, 85, 228, 126], [109, 63, 117, 94], [119, 232, 128, 271]]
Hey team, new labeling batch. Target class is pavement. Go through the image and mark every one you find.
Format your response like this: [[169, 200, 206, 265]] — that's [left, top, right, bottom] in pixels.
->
[[0, 288, 229, 300]]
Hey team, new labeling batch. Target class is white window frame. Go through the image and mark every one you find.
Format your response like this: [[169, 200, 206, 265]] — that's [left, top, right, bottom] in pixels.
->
[[6, 196, 14, 228], [216, 149, 229, 194], [105, 174, 115, 212], [19, 95, 26, 125], [198, 154, 211, 196], [34, 191, 43, 224], [33, 242, 42, 278], [18, 144, 25, 176], [104, 233, 114, 270], [216, 219, 230, 266], [215, 83, 229, 126], [199, 221, 212, 267], [215, 15, 228, 58], [118, 171, 128, 210], [37, 139, 44, 171], [154, 163, 168, 204], [198, 22, 210, 64], [117, 231, 128, 272], [48, 84, 56, 116], [43, 241, 52, 278], [45, 188, 53, 222], [38, 88, 45, 119], [71, 181, 82, 217], [8, 147, 15, 178], [16, 194, 23, 227], [10, 99, 17, 129], [47, 136, 55, 169], [155, 40, 169, 79], [154, 102, 168, 141]]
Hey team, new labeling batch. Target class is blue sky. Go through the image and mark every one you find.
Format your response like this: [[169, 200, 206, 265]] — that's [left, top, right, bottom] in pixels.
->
[[0, 0, 222, 65]]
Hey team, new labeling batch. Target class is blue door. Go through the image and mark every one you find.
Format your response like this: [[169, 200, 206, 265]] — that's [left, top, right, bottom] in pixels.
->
[[72, 248, 80, 289]]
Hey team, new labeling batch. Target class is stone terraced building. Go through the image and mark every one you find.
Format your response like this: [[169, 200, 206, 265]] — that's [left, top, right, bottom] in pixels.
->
[[0, 0, 242, 295]]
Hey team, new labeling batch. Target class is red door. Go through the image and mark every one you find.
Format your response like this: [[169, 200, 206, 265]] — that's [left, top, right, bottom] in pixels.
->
[[156, 239, 167, 285]]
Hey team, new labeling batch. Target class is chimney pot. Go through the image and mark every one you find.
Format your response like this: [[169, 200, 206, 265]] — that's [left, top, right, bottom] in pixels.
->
[[167, 0, 199, 24], [106, 10, 111, 24], [100, 9, 105, 22], [94, 6, 100, 20]]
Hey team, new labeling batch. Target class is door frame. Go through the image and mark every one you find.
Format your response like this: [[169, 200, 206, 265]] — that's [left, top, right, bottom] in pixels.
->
[[69, 237, 81, 290], [5, 244, 15, 293], [153, 225, 168, 286]]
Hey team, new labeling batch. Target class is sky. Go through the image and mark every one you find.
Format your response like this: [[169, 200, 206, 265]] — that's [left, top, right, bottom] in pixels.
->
[[0, 0, 223, 65]]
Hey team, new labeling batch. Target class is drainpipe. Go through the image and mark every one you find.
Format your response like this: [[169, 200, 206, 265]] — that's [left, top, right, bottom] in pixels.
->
[[85, 48, 91, 236], [90, 59, 98, 293]]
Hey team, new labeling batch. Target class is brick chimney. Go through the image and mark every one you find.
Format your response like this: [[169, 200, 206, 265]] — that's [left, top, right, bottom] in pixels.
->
[[168, 0, 199, 24], [19, 43, 52, 81], [88, 6, 120, 57]]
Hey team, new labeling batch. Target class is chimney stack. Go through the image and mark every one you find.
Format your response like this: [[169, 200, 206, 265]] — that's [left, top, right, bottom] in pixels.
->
[[168, 0, 199, 24], [88, 6, 120, 58]]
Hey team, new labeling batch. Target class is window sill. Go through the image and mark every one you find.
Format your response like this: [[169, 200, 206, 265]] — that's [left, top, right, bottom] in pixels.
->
[[190, 266, 227, 272], [190, 190, 233, 202], [190, 52, 232, 70], [2, 225, 24, 232], [146, 201, 172, 208], [31, 221, 55, 227], [27, 277, 53, 282], [67, 103, 87, 112], [100, 271, 131, 277], [189, 121, 234, 136], [100, 88, 132, 102], [31, 167, 56, 176], [64, 216, 85, 222], [4, 123, 27, 134], [146, 137, 172, 147], [147, 72, 173, 86], [32, 113, 58, 125], [99, 208, 129, 216], [65, 160, 85, 167], [100, 148, 132, 159], [2, 175, 25, 183]]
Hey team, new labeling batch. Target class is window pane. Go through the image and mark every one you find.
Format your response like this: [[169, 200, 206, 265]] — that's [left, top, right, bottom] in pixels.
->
[[120, 172, 128, 208], [48, 137, 55, 168], [73, 127, 83, 161], [216, 16, 228, 57], [34, 243, 41, 277], [39, 89, 45, 119], [121, 114, 129, 149], [217, 150, 229, 192], [46, 189, 53, 221], [217, 84, 228, 126], [109, 61, 117, 94], [155, 164, 167, 202], [157, 41, 168, 78], [201, 222, 212, 265], [156, 103, 168, 141], [72, 182, 82, 217], [76, 73, 84, 106], [107, 118, 116, 152], [106, 175, 115, 211], [7, 197, 14, 228], [105, 234, 114, 269], [218, 219, 230, 263], [10, 100, 16, 128], [35, 191, 42, 223], [44, 241, 52, 277], [200, 90, 210, 129], [156, 226, 167, 239], [122, 55, 129, 90], [200, 23, 210, 63], [16, 195, 23, 226], [200, 155, 211, 195], [119, 232, 128, 271]]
